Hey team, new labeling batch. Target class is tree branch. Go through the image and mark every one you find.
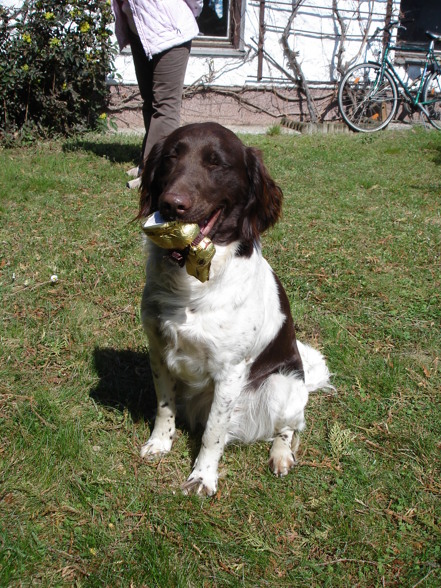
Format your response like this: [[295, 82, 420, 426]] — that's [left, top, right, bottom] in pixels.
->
[[280, 1, 318, 122]]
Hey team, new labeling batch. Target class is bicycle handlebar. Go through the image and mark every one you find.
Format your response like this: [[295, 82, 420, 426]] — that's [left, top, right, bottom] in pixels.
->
[[368, 19, 409, 45], [387, 20, 407, 30]]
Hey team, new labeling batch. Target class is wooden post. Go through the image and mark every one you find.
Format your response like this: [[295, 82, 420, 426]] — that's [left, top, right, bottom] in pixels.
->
[[257, 0, 265, 81]]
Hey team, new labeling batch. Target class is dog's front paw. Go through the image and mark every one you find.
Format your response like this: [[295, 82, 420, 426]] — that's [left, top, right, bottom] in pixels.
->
[[268, 451, 297, 477], [140, 436, 173, 459], [182, 473, 218, 497]]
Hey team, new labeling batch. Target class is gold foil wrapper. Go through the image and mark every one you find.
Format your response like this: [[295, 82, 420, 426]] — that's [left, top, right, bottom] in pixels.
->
[[186, 237, 216, 283], [141, 213, 216, 282], [142, 213, 200, 250]]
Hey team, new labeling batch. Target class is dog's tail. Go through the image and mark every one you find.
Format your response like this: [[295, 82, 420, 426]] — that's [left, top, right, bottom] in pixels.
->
[[297, 341, 334, 393]]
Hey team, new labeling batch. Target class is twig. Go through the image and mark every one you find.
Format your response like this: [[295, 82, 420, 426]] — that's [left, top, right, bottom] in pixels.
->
[[30, 403, 57, 430], [3, 392, 57, 430], [299, 459, 341, 471], [412, 567, 440, 588], [315, 557, 380, 567], [7, 279, 58, 297], [329, 316, 365, 346]]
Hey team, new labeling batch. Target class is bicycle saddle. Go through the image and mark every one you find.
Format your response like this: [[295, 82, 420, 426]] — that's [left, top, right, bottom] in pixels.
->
[[426, 31, 441, 41]]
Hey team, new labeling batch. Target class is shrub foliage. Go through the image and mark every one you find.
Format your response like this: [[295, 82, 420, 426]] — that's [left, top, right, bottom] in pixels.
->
[[0, 0, 115, 143]]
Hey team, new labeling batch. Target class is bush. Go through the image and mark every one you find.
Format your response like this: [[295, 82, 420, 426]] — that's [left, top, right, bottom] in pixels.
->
[[0, 0, 115, 144]]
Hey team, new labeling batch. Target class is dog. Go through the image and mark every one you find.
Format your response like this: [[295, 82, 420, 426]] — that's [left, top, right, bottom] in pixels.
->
[[137, 122, 332, 496]]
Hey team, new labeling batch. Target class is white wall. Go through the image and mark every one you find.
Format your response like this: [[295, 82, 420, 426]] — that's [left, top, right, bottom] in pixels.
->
[[112, 0, 401, 87]]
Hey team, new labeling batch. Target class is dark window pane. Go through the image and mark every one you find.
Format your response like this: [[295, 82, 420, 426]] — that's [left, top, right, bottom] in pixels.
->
[[398, 0, 441, 44], [197, 0, 229, 38]]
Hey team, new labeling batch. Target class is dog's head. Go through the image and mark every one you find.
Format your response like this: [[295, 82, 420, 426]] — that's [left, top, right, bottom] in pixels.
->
[[138, 122, 283, 254]]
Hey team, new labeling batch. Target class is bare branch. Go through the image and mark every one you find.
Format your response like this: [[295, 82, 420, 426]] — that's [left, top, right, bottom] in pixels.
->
[[280, 0, 318, 122], [332, 0, 348, 77]]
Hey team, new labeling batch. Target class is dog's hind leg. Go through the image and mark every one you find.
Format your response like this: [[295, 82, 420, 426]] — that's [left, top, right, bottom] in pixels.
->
[[268, 428, 299, 477], [140, 348, 177, 459], [264, 373, 307, 477]]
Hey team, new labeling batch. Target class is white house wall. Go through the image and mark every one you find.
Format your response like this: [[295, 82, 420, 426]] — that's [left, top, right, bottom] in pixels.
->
[[113, 0, 401, 87]]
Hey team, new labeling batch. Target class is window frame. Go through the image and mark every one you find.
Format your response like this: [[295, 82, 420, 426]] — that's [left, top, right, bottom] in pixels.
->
[[394, 0, 441, 64], [396, 0, 441, 46], [192, 0, 245, 55]]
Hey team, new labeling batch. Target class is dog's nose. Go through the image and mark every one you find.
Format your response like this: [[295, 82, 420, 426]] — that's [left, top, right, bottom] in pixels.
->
[[159, 192, 192, 220]]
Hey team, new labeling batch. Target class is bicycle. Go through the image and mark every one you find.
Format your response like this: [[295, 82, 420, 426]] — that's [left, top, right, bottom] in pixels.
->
[[338, 21, 441, 132]]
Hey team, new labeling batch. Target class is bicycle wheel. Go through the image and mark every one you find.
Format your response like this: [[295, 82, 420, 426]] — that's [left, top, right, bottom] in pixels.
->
[[338, 63, 398, 132], [422, 70, 441, 130]]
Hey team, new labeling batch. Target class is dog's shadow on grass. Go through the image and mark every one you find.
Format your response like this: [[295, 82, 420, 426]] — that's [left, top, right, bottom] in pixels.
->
[[90, 347, 156, 423], [90, 347, 204, 462]]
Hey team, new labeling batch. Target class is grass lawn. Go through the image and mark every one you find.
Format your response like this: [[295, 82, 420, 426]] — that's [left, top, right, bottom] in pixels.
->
[[1, 127, 440, 587]]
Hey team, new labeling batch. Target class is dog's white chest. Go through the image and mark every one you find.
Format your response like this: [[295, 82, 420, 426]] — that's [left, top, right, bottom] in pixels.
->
[[143, 243, 285, 388], [161, 302, 252, 386]]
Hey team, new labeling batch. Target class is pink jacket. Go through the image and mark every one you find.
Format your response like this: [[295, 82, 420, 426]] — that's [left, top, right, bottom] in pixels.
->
[[112, 0, 203, 58]]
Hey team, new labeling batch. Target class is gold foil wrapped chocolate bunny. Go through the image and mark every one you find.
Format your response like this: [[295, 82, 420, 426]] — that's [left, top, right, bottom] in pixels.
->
[[142, 212, 215, 283]]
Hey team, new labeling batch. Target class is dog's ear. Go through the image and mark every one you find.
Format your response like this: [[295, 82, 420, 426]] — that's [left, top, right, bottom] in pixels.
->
[[241, 147, 283, 242], [137, 140, 165, 219]]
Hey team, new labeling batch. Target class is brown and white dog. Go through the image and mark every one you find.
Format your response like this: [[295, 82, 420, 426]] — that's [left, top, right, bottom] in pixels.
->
[[137, 122, 331, 496]]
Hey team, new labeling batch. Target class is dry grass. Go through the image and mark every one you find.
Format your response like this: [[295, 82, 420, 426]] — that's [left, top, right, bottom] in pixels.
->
[[1, 128, 440, 587]]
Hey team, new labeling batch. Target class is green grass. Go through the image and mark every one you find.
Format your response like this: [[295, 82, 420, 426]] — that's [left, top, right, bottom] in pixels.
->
[[1, 127, 440, 587]]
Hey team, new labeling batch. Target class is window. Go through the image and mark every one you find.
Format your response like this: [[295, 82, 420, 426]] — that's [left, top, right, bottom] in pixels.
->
[[195, 0, 243, 51], [397, 0, 441, 46]]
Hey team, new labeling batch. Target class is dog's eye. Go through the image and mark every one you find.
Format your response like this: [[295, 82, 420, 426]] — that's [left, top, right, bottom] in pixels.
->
[[162, 152, 178, 170], [205, 151, 223, 168]]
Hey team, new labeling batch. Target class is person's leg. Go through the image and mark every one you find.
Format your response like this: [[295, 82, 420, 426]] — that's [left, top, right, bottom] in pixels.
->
[[128, 30, 154, 170], [142, 41, 191, 160]]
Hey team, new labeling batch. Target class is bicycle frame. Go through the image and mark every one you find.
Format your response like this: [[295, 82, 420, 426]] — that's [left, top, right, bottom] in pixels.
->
[[373, 38, 440, 118]]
